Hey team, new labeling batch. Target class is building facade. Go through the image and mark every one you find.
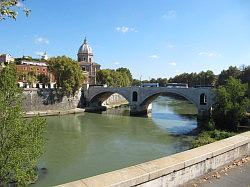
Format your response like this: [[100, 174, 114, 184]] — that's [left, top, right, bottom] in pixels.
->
[[0, 53, 14, 64], [77, 38, 101, 85], [16, 58, 55, 88]]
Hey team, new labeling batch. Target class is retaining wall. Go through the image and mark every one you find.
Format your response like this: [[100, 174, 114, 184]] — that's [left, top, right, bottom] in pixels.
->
[[57, 131, 250, 187], [22, 89, 81, 112]]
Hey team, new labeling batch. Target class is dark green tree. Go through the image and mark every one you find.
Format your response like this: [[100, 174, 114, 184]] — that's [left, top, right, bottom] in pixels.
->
[[49, 56, 85, 96], [217, 66, 241, 86], [0, 65, 46, 186], [212, 77, 249, 131]]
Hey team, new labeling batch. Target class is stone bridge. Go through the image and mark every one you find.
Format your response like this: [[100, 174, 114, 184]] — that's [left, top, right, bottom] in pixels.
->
[[83, 86, 215, 118]]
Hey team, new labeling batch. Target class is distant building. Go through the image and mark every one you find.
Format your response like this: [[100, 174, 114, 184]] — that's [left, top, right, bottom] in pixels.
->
[[77, 38, 101, 85], [15, 55, 55, 88], [0, 53, 14, 64]]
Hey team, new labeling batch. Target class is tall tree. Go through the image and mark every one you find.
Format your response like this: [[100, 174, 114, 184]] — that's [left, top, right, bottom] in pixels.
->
[[212, 77, 249, 131], [0, 65, 46, 186], [217, 66, 241, 86], [49, 56, 85, 96]]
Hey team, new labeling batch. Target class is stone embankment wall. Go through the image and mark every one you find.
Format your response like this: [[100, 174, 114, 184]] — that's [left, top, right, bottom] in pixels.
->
[[58, 131, 250, 187], [102, 93, 128, 108], [22, 89, 81, 112], [22, 89, 127, 112]]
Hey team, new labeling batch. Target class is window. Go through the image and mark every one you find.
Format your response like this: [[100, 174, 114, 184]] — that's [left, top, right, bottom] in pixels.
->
[[43, 68, 46, 72], [132, 91, 138, 102], [37, 68, 40, 71], [200, 93, 207, 105], [89, 58, 91, 62]]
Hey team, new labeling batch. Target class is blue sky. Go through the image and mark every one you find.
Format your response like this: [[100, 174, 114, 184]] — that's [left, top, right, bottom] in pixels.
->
[[1, 0, 250, 79]]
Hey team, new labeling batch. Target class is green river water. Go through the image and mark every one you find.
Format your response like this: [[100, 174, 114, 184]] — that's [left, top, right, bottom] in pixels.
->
[[32, 96, 198, 186]]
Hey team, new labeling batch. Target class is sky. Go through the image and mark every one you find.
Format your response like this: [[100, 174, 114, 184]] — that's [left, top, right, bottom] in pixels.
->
[[1, 0, 250, 79]]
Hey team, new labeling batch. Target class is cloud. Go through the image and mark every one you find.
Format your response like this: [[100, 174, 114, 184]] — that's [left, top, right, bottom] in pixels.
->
[[149, 55, 159, 59], [116, 26, 138, 33], [169, 61, 177, 66], [162, 10, 176, 19], [34, 37, 49, 45], [198, 52, 221, 58], [114, 61, 120, 65]]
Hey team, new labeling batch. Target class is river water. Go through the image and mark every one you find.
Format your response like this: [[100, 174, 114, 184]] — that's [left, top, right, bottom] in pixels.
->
[[32, 96, 198, 187]]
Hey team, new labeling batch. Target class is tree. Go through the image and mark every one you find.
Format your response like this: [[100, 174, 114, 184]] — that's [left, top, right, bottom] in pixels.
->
[[212, 77, 250, 131], [49, 56, 85, 96], [37, 74, 50, 85], [0, 0, 30, 20], [26, 71, 37, 87], [0, 65, 46, 186], [96, 68, 132, 87], [217, 66, 241, 86]]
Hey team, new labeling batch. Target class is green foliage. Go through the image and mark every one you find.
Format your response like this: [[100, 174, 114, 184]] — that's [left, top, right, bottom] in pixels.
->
[[0, 65, 46, 186], [168, 70, 216, 87], [212, 77, 250, 131], [217, 66, 241, 86], [192, 130, 236, 148], [37, 74, 50, 85], [0, 0, 30, 21], [97, 68, 132, 87], [26, 71, 37, 86], [132, 79, 141, 86], [49, 56, 84, 96]]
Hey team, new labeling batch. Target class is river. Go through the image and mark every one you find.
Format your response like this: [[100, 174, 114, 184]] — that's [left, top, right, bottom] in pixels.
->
[[32, 96, 198, 187]]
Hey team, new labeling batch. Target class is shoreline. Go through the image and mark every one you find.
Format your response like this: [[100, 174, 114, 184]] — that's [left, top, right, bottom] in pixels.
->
[[24, 103, 129, 118]]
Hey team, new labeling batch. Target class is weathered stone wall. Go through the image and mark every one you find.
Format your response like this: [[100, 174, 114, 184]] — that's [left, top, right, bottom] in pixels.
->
[[57, 131, 250, 187], [102, 93, 128, 107], [22, 89, 81, 112]]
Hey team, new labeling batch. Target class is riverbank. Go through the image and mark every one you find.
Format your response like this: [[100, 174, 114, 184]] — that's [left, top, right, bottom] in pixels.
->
[[24, 108, 86, 118], [24, 101, 129, 118]]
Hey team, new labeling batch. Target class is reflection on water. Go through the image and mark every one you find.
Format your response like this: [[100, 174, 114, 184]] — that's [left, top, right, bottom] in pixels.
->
[[32, 96, 198, 187]]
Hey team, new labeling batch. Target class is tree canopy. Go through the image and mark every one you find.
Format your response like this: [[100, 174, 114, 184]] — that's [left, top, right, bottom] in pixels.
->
[[212, 77, 249, 131], [49, 56, 85, 96], [0, 0, 30, 20], [97, 68, 132, 87], [0, 65, 46, 186]]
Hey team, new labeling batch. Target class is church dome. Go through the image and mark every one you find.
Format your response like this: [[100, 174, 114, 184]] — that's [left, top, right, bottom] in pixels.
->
[[78, 38, 93, 54]]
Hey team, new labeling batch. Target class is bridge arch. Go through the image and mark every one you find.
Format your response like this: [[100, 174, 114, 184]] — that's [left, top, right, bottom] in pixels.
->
[[138, 91, 199, 113], [88, 91, 130, 107]]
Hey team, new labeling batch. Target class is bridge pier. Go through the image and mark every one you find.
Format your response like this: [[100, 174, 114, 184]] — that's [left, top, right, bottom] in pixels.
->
[[130, 103, 152, 116], [197, 109, 211, 120]]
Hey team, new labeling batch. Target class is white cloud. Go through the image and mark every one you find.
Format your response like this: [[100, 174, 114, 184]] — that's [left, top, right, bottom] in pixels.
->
[[114, 61, 120, 65], [162, 10, 176, 19], [198, 51, 221, 58], [169, 61, 177, 66], [116, 26, 138, 33], [34, 37, 50, 45], [149, 55, 159, 59]]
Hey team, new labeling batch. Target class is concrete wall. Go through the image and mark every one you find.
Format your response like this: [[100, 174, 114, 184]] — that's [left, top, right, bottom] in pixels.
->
[[57, 131, 250, 187], [22, 88, 81, 112]]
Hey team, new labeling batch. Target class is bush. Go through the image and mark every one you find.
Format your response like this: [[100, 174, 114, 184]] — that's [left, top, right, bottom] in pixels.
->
[[192, 130, 236, 148]]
